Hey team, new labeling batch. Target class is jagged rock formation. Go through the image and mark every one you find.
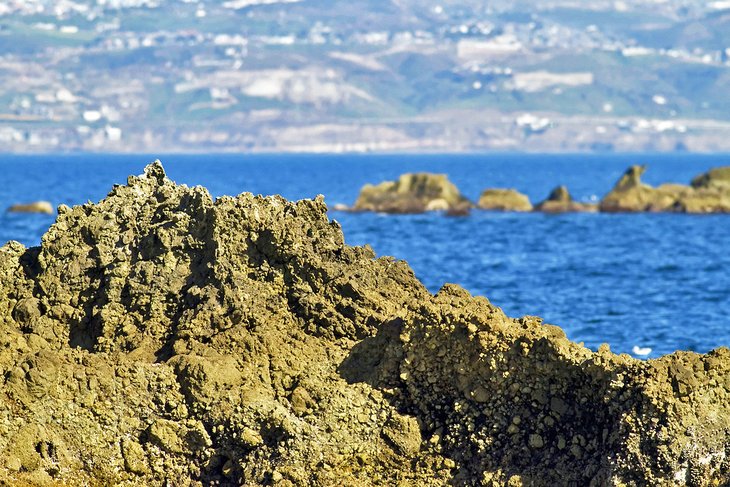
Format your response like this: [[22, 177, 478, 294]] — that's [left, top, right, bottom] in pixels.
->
[[0, 162, 728, 486], [352, 173, 471, 214], [534, 186, 597, 213], [477, 189, 533, 212], [600, 165, 730, 213]]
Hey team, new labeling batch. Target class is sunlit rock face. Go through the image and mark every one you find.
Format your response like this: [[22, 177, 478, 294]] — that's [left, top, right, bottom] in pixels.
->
[[534, 186, 597, 213], [477, 188, 533, 212], [0, 162, 727, 486], [600, 165, 730, 213], [353, 173, 472, 214]]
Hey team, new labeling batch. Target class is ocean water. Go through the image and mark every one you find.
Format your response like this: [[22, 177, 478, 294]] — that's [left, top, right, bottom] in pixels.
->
[[1, 153, 728, 358]]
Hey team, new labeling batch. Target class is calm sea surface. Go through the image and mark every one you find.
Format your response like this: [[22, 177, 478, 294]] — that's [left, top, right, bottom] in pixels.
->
[[1, 153, 728, 358]]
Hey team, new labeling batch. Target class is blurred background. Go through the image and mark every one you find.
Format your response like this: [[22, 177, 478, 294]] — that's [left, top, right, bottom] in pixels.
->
[[1, 0, 730, 153]]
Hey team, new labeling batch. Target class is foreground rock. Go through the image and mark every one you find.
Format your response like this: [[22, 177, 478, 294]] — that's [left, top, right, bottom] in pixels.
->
[[352, 173, 471, 214], [600, 165, 730, 213], [477, 188, 533, 212], [0, 161, 728, 486], [535, 186, 597, 213], [7, 201, 54, 214]]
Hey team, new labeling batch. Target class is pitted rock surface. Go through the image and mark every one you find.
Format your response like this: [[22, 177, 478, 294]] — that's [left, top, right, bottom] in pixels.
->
[[0, 161, 728, 486]]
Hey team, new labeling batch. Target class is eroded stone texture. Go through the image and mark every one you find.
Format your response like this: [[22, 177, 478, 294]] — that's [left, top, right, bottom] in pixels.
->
[[0, 161, 727, 486], [350, 285, 730, 485]]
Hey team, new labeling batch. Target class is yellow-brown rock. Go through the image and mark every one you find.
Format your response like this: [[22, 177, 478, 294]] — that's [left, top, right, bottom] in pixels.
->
[[353, 173, 471, 214], [600, 165, 730, 213], [599, 165, 688, 212], [7, 201, 54, 214], [535, 186, 597, 213], [0, 161, 727, 486], [679, 166, 730, 213], [691, 166, 730, 191], [477, 188, 533, 211]]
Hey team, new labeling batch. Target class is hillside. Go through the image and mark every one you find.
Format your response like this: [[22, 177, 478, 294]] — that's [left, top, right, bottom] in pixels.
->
[[1, 0, 730, 152]]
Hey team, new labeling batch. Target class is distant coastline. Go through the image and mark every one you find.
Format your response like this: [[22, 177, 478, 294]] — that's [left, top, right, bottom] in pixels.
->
[[4, 146, 730, 156]]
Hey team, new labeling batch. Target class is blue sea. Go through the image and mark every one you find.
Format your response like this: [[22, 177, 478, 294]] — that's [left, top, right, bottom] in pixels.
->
[[1, 153, 728, 358]]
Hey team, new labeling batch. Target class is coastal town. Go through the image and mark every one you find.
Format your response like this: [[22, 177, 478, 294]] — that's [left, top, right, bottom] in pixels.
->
[[1, 0, 730, 152]]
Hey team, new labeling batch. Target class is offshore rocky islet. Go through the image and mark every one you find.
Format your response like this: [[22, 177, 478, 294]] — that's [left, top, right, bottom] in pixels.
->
[[0, 161, 728, 486], [350, 164, 730, 214]]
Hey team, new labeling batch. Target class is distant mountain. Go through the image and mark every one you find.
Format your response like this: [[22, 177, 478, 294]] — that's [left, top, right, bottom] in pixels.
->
[[1, 0, 730, 152]]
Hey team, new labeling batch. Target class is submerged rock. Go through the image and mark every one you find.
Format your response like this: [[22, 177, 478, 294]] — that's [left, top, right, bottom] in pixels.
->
[[7, 201, 54, 214], [0, 161, 728, 486], [477, 188, 533, 212], [534, 186, 597, 213], [352, 173, 471, 214]]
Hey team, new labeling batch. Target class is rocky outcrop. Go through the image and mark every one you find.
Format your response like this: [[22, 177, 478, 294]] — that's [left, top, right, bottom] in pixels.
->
[[350, 166, 730, 216], [674, 190, 730, 213], [600, 165, 730, 213], [352, 173, 471, 214], [7, 201, 54, 214], [534, 186, 597, 213], [691, 166, 730, 191], [477, 189, 533, 212], [0, 161, 728, 486], [679, 166, 730, 213], [359, 288, 730, 486], [599, 165, 680, 212]]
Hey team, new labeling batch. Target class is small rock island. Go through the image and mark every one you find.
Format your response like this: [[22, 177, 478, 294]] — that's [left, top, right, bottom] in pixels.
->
[[535, 186, 597, 213], [477, 188, 533, 212], [600, 165, 730, 213], [350, 165, 730, 215], [352, 172, 472, 214]]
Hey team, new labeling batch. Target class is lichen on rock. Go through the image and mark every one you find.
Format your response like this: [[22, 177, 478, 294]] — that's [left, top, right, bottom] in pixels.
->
[[0, 161, 727, 486]]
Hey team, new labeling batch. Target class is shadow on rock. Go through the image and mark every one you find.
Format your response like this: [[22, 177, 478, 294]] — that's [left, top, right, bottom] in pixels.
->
[[338, 284, 730, 486]]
